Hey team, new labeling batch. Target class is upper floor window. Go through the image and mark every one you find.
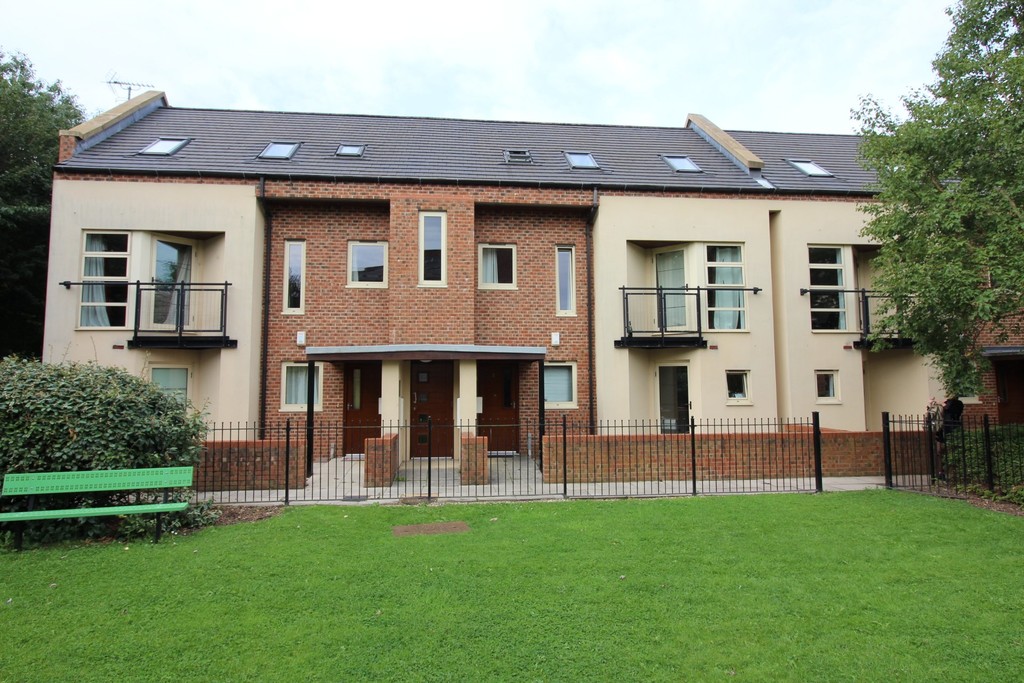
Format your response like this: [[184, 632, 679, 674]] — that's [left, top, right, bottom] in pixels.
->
[[419, 212, 446, 286], [284, 240, 305, 313], [556, 246, 576, 315], [349, 241, 387, 287], [706, 245, 745, 330], [809, 246, 847, 330], [80, 232, 130, 328], [479, 244, 516, 289]]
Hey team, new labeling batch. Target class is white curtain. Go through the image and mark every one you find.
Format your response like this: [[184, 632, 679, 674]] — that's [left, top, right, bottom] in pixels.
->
[[285, 366, 320, 405], [710, 266, 744, 330], [81, 255, 110, 327], [482, 248, 499, 284]]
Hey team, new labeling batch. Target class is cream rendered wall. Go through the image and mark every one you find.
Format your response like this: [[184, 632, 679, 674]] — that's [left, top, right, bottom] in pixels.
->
[[863, 350, 932, 429], [594, 195, 779, 422], [43, 179, 264, 423]]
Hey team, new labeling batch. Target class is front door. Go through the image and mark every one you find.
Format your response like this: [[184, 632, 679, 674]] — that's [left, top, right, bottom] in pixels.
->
[[997, 360, 1024, 424], [411, 361, 454, 457], [658, 365, 690, 434], [153, 239, 193, 329], [478, 360, 520, 453], [343, 361, 381, 455]]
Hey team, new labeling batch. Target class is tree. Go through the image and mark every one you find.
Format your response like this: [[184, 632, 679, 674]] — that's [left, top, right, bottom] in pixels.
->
[[0, 50, 84, 357], [855, 0, 1024, 395]]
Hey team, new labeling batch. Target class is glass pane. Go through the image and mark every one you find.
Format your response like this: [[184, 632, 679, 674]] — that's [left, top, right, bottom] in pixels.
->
[[810, 268, 843, 286], [658, 366, 689, 433], [557, 248, 573, 311], [422, 218, 443, 282], [82, 283, 128, 304], [351, 244, 385, 283], [481, 247, 514, 284], [83, 256, 127, 277], [287, 242, 303, 308], [666, 156, 699, 172], [80, 305, 126, 327], [262, 142, 298, 159], [155, 241, 192, 285], [810, 291, 842, 309], [544, 366, 573, 403], [707, 245, 741, 263], [567, 152, 597, 168], [85, 234, 128, 253], [708, 266, 743, 285], [726, 372, 747, 399], [285, 366, 320, 405], [809, 247, 841, 264], [152, 368, 188, 403], [811, 311, 846, 330], [816, 373, 836, 398]]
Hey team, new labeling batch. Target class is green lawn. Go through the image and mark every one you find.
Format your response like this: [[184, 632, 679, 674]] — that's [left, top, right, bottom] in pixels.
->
[[2, 490, 1023, 682]]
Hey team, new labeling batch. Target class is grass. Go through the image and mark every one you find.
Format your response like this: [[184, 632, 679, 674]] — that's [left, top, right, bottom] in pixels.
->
[[2, 490, 1024, 681]]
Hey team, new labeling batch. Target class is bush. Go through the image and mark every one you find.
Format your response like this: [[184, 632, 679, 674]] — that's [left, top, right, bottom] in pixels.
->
[[0, 357, 209, 545]]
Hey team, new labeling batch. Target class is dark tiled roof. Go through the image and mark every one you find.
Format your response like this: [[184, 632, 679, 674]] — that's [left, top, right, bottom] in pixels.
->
[[58, 105, 876, 195], [727, 130, 875, 194]]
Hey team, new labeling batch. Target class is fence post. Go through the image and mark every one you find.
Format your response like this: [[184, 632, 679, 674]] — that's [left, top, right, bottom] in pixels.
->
[[562, 415, 568, 498], [881, 412, 893, 489], [812, 412, 823, 493], [983, 414, 995, 492], [427, 417, 433, 500], [690, 416, 697, 496], [284, 419, 291, 506]]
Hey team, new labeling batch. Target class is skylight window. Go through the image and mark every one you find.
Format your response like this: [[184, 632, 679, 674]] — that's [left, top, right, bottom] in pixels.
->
[[140, 138, 189, 156], [336, 144, 365, 157], [663, 155, 701, 173], [504, 149, 533, 164], [259, 142, 300, 160], [565, 151, 599, 169], [788, 159, 833, 177]]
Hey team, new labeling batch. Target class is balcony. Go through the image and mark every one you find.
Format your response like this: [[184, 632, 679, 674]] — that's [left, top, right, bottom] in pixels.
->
[[799, 287, 914, 349], [61, 280, 237, 349], [617, 286, 706, 348]]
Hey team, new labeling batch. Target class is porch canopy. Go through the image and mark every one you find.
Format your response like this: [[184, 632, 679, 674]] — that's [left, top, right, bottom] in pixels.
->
[[304, 343, 547, 362]]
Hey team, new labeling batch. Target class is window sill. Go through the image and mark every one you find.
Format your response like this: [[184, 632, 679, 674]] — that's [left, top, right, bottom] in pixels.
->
[[281, 309, 305, 316], [347, 283, 387, 289], [726, 399, 753, 406], [544, 402, 578, 410], [479, 284, 518, 291], [555, 311, 577, 318]]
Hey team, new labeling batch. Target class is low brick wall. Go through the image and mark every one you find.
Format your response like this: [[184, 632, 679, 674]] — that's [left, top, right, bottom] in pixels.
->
[[197, 439, 308, 491], [540, 430, 897, 485], [365, 433, 400, 487], [460, 435, 489, 485]]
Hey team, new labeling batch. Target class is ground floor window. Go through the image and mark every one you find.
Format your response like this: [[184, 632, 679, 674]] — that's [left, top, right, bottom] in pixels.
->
[[815, 370, 839, 403], [151, 367, 189, 404], [726, 370, 750, 403], [282, 362, 323, 411], [543, 362, 577, 409]]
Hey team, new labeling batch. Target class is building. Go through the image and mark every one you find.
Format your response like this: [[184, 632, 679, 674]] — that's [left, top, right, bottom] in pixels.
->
[[45, 91, 954, 460]]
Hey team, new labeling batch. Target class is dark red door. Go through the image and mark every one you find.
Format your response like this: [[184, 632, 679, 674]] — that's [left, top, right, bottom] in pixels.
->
[[343, 361, 381, 455], [410, 361, 454, 457], [997, 360, 1024, 424], [478, 360, 519, 453]]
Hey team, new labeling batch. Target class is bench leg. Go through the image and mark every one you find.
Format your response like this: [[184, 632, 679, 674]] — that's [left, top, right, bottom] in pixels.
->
[[15, 522, 24, 552], [154, 512, 163, 544]]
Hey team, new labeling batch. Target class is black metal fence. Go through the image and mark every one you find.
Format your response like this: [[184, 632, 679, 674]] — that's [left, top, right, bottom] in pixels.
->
[[883, 413, 1024, 498], [197, 415, 824, 504]]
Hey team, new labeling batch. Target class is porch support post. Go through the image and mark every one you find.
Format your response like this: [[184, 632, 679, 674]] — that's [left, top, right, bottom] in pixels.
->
[[538, 359, 545, 464], [306, 360, 315, 474]]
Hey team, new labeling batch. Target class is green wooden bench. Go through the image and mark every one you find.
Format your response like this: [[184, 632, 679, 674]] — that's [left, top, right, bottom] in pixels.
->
[[0, 466, 194, 550]]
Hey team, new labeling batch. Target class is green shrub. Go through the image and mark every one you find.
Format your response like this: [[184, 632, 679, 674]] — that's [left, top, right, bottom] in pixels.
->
[[0, 357, 209, 545], [946, 424, 1024, 496]]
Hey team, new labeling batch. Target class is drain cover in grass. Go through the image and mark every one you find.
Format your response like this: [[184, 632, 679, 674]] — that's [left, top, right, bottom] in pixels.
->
[[392, 521, 471, 537]]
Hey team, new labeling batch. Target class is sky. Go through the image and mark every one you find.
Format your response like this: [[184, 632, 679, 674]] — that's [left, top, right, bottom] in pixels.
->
[[5, 0, 955, 134]]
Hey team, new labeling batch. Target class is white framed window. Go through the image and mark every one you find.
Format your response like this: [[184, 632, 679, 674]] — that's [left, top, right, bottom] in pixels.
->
[[151, 366, 190, 404], [809, 246, 847, 330], [419, 212, 447, 286], [726, 370, 750, 404], [543, 362, 578, 409], [80, 232, 130, 328], [815, 370, 840, 403], [348, 241, 387, 287], [556, 246, 576, 315], [284, 240, 305, 313], [479, 244, 517, 289], [706, 244, 746, 330], [282, 362, 323, 412]]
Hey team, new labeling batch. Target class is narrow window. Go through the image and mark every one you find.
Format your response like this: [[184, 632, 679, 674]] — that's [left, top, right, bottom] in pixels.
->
[[284, 241, 305, 313], [419, 212, 446, 286], [706, 245, 746, 330], [349, 242, 387, 287], [479, 244, 516, 289], [816, 370, 839, 402], [556, 246, 576, 315], [151, 367, 189, 404], [726, 370, 749, 402], [80, 232, 130, 328], [543, 363, 577, 408], [809, 247, 846, 330], [282, 363, 323, 411]]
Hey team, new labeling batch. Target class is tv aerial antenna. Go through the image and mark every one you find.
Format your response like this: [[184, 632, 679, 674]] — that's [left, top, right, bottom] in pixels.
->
[[106, 73, 154, 101]]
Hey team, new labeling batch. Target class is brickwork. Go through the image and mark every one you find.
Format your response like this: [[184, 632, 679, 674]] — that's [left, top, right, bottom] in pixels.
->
[[364, 434, 400, 487], [460, 435, 490, 485], [197, 439, 307, 491]]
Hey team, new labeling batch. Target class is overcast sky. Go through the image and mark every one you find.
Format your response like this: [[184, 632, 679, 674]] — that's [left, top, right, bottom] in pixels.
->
[[5, 0, 954, 134]]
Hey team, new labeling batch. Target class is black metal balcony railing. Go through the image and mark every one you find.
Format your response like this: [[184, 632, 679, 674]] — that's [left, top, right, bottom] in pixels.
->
[[61, 280, 237, 349], [616, 286, 761, 349], [798, 287, 913, 349]]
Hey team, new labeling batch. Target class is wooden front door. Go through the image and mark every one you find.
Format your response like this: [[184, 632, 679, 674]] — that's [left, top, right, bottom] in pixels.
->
[[410, 361, 454, 457], [343, 361, 381, 455], [478, 360, 520, 453], [997, 359, 1024, 424]]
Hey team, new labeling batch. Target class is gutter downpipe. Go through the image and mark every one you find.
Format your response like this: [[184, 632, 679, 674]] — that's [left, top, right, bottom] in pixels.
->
[[258, 176, 271, 435], [586, 187, 598, 433]]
